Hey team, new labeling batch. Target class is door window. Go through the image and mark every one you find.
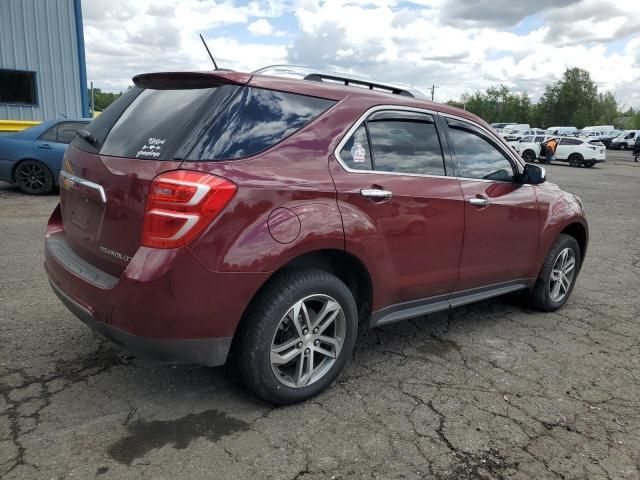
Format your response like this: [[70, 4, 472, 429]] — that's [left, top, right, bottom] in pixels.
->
[[39, 126, 58, 142], [367, 119, 445, 176], [446, 119, 514, 182], [339, 124, 373, 170], [560, 138, 581, 145]]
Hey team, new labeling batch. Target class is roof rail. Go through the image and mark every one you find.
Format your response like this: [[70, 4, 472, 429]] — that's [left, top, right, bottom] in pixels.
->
[[253, 65, 425, 99]]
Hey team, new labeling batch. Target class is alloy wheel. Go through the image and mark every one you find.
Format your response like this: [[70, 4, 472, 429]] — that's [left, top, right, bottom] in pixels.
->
[[270, 294, 346, 388], [17, 164, 48, 193], [549, 247, 576, 303]]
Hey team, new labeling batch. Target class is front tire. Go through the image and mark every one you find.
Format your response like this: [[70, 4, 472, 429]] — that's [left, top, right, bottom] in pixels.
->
[[238, 269, 358, 405], [522, 150, 536, 163], [15, 160, 54, 195], [526, 234, 580, 312]]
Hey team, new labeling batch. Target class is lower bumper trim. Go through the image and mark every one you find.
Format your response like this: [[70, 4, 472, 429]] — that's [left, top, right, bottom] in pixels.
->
[[50, 281, 232, 367]]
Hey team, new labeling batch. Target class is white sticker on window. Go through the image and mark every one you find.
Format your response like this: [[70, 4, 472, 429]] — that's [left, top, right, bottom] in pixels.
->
[[351, 142, 366, 163], [136, 137, 166, 158]]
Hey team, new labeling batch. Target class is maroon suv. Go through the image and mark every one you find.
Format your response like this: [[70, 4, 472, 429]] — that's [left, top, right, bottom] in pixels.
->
[[45, 68, 588, 404]]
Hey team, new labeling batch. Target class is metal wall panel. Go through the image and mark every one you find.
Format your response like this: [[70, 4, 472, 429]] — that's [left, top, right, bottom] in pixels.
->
[[0, 0, 84, 121]]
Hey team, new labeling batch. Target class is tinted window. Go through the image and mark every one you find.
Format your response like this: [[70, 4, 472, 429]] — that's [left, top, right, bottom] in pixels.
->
[[534, 136, 544, 142], [0, 70, 37, 105], [73, 87, 142, 153], [189, 88, 335, 161], [57, 122, 88, 144], [521, 136, 533, 142], [100, 87, 216, 159], [339, 124, 372, 170], [367, 120, 445, 175], [561, 138, 581, 145], [448, 121, 514, 181]]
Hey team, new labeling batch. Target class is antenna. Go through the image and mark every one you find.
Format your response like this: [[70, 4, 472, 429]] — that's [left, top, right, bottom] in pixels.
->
[[199, 34, 218, 70]]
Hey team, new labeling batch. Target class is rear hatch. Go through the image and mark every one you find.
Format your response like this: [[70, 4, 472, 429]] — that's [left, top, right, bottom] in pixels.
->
[[60, 72, 251, 276]]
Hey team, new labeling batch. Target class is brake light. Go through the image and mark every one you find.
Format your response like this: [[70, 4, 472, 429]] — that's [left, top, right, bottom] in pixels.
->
[[142, 170, 236, 249]]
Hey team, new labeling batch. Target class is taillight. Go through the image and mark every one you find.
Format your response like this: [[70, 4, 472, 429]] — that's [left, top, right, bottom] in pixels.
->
[[141, 170, 236, 249]]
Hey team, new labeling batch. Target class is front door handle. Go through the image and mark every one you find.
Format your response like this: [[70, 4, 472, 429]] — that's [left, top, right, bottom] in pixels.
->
[[37, 144, 53, 149], [360, 188, 392, 200], [468, 197, 490, 207]]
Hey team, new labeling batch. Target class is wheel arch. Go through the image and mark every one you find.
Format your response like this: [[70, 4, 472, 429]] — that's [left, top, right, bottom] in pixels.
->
[[560, 222, 588, 265]]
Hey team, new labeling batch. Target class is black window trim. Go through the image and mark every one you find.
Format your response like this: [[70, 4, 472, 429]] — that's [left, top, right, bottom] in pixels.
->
[[334, 105, 452, 179], [440, 113, 525, 183], [0, 68, 39, 106]]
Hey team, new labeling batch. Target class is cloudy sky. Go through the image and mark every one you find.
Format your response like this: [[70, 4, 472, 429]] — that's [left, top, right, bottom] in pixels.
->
[[81, 0, 640, 107]]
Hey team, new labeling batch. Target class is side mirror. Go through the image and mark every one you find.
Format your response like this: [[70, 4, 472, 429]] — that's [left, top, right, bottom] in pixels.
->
[[522, 164, 546, 185]]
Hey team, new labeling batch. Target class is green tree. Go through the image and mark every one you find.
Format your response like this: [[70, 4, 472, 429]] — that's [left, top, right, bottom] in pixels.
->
[[89, 88, 123, 112]]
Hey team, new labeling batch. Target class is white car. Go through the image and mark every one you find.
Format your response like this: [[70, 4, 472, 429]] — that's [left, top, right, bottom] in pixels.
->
[[611, 130, 639, 150], [503, 128, 545, 142], [512, 135, 549, 162], [514, 135, 606, 167]]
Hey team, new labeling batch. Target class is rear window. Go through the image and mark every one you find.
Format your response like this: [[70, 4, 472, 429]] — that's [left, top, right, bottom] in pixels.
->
[[187, 88, 335, 161], [73, 85, 335, 162], [100, 87, 217, 160]]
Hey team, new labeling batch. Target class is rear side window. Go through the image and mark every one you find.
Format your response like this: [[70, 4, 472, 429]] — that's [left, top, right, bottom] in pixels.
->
[[560, 138, 581, 145], [40, 121, 88, 144], [367, 120, 445, 175], [188, 88, 335, 161]]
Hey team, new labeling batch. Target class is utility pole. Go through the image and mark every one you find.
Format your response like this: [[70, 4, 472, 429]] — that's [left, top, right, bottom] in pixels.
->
[[430, 84, 437, 102], [90, 81, 95, 117]]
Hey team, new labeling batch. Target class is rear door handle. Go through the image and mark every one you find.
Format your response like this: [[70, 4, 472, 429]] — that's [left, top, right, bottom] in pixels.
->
[[468, 197, 490, 207], [360, 188, 392, 200]]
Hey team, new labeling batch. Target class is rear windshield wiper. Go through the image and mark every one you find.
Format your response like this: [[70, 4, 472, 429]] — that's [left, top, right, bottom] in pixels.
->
[[76, 129, 98, 147]]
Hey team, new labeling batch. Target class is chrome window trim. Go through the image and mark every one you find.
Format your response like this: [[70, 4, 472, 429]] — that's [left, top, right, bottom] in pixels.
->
[[334, 105, 529, 185], [334, 105, 451, 180], [59, 170, 107, 203]]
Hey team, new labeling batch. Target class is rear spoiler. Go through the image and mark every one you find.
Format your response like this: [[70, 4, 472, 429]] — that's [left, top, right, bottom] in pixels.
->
[[132, 71, 252, 90]]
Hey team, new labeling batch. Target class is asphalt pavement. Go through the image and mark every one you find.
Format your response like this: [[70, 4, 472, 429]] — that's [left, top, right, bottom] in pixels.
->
[[1, 150, 639, 479]]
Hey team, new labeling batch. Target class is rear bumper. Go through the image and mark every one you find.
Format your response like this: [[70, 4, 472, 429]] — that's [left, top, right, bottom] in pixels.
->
[[50, 280, 232, 366], [44, 204, 270, 366]]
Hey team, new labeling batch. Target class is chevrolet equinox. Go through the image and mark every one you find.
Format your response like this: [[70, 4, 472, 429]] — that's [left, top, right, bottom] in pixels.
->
[[45, 67, 588, 404]]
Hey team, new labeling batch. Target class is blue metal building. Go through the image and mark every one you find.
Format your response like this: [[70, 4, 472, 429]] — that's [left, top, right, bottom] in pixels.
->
[[0, 0, 89, 121]]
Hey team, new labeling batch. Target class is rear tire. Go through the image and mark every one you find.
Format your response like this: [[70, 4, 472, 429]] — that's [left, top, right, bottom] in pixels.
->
[[583, 161, 595, 168], [526, 234, 580, 312], [238, 269, 358, 405], [15, 160, 54, 195], [568, 154, 583, 167]]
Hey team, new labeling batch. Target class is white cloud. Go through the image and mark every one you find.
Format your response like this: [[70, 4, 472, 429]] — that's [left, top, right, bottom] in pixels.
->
[[248, 18, 274, 35], [81, 0, 640, 107]]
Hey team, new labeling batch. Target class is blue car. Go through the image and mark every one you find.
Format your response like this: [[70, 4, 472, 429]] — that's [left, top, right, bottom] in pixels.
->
[[0, 118, 90, 194]]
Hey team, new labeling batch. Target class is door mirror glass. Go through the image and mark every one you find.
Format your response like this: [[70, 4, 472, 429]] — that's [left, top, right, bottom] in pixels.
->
[[522, 164, 546, 185]]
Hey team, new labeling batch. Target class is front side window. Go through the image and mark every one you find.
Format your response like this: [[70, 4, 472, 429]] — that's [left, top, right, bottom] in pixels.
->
[[367, 120, 445, 175], [447, 120, 514, 182], [339, 124, 372, 170], [0, 69, 37, 105]]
